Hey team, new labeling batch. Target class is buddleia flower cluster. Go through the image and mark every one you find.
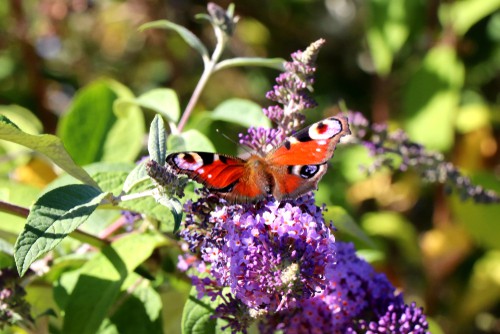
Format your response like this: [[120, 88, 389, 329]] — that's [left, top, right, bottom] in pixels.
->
[[177, 41, 430, 333], [347, 111, 499, 203]]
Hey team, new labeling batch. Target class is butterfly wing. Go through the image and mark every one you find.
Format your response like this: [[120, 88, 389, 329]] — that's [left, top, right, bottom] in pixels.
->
[[166, 152, 270, 202], [265, 116, 350, 200], [268, 116, 350, 165]]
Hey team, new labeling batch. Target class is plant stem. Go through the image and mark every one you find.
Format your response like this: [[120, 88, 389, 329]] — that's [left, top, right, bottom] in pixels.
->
[[177, 27, 227, 132], [0, 200, 109, 248], [0, 200, 30, 218], [118, 189, 156, 202]]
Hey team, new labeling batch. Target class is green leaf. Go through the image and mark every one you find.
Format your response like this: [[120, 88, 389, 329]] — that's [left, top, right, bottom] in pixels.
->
[[148, 115, 167, 163], [0, 116, 98, 188], [61, 232, 166, 334], [457, 250, 500, 320], [455, 103, 491, 134], [105, 276, 163, 334], [139, 20, 209, 60], [361, 211, 421, 264], [57, 80, 119, 165], [441, 0, 500, 36], [155, 196, 183, 232], [137, 89, 180, 123], [58, 79, 144, 165], [450, 172, 500, 250], [403, 45, 464, 151], [0, 105, 42, 134], [211, 98, 270, 128], [215, 57, 285, 71], [92, 171, 130, 197], [119, 181, 181, 231], [105, 83, 145, 163], [366, 0, 419, 76], [14, 185, 108, 276], [324, 206, 375, 247], [182, 286, 231, 334], [168, 129, 215, 152], [123, 160, 150, 193]]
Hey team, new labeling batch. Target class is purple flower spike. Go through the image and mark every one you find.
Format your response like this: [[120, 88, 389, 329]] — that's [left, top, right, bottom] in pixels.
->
[[240, 40, 325, 153], [347, 111, 500, 203]]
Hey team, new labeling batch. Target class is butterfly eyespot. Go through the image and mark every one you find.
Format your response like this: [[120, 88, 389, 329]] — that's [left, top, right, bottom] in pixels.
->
[[308, 118, 342, 140], [299, 165, 320, 179], [174, 153, 204, 170]]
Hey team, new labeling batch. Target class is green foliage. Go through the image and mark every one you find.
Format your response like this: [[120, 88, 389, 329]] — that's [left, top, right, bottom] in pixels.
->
[[210, 98, 271, 128], [168, 130, 215, 153], [58, 232, 165, 334], [14, 185, 108, 276], [366, 0, 419, 76], [403, 45, 465, 151], [182, 287, 230, 334], [148, 115, 167, 163], [0, 1, 498, 333], [57, 79, 144, 165], [0, 116, 97, 187], [140, 20, 209, 61]]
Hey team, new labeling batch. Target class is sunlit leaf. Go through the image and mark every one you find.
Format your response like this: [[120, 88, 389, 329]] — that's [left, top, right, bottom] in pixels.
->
[[0, 116, 98, 188], [440, 0, 500, 36], [138, 89, 180, 123], [324, 206, 375, 247], [168, 129, 215, 152], [459, 250, 500, 320], [106, 276, 163, 333], [60, 232, 166, 334], [0, 105, 42, 134], [182, 286, 230, 334], [148, 115, 167, 164], [366, 0, 420, 75], [105, 82, 145, 163], [361, 211, 421, 264], [455, 103, 491, 134], [450, 172, 500, 250], [403, 45, 464, 151], [215, 57, 285, 71], [211, 98, 270, 128], [58, 79, 144, 165], [123, 160, 150, 193], [139, 20, 209, 60], [14, 185, 108, 276], [119, 182, 180, 231]]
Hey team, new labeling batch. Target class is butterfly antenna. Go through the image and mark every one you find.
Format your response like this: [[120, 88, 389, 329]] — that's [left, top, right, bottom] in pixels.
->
[[215, 129, 253, 155]]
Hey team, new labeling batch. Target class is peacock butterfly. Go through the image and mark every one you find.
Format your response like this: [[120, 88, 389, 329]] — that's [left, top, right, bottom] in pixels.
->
[[166, 116, 350, 203]]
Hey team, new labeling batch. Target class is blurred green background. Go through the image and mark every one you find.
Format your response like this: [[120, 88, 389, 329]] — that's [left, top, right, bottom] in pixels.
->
[[1, 0, 499, 333]]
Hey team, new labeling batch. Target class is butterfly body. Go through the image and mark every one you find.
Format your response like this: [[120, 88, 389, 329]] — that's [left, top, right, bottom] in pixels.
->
[[166, 116, 350, 203]]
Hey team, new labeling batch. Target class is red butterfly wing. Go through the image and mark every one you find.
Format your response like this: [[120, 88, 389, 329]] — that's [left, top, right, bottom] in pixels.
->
[[166, 152, 268, 202], [264, 116, 350, 200], [166, 152, 245, 191], [267, 116, 350, 166]]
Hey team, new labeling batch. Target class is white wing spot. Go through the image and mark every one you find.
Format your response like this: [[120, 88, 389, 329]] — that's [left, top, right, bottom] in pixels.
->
[[175, 153, 204, 170], [316, 148, 321, 152], [308, 119, 342, 140], [208, 174, 212, 179]]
